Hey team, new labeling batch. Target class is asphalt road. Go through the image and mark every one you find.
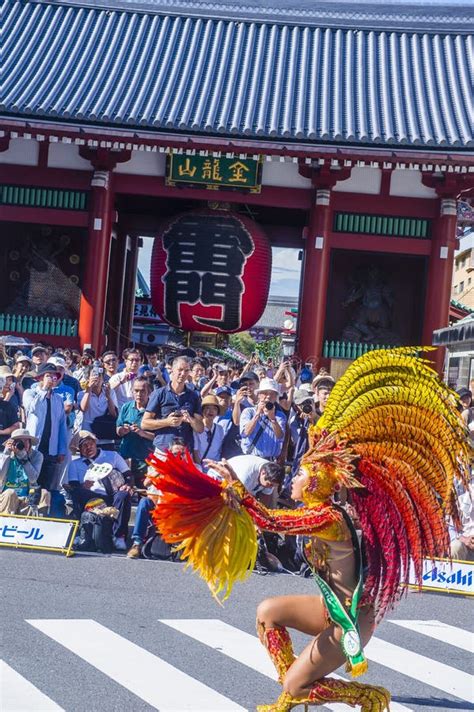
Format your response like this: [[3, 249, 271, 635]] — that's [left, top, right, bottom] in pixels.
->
[[1, 549, 473, 712]]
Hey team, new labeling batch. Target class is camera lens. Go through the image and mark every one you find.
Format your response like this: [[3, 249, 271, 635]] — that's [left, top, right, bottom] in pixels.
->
[[264, 401, 274, 410], [15, 440, 25, 450], [302, 403, 313, 414]]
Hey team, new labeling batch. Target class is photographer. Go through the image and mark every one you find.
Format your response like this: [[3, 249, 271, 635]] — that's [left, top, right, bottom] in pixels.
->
[[108, 349, 143, 408], [101, 351, 119, 381], [23, 364, 68, 498], [79, 370, 118, 434], [239, 378, 286, 459], [72, 348, 96, 389], [281, 389, 319, 497], [200, 362, 230, 397], [142, 356, 203, 454], [0, 429, 47, 515]]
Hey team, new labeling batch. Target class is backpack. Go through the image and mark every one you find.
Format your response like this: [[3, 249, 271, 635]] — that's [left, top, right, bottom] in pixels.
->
[[76, 511, 114, 554], [141, 533, 176, 561]]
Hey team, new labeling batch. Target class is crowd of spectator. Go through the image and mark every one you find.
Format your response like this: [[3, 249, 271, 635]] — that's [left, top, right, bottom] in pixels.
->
[[0, 340, 472, 566]]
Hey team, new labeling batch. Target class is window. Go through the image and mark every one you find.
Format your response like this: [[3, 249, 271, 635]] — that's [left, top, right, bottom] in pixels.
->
[[469, 278, 472, 286], [459, 281, 464, 293]]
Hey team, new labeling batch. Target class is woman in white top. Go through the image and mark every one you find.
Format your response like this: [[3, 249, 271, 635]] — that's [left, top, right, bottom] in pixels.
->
[[193, 395, 225, 471], [79, 372, 117, 432]]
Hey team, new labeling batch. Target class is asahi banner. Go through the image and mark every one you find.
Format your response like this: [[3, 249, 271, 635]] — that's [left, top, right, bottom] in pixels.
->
[[151, 209, 271, 333], [406, 557, 473, 596]]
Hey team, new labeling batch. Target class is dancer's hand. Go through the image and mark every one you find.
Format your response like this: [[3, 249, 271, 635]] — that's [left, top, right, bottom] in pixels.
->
[[204, 458, 238, 483]]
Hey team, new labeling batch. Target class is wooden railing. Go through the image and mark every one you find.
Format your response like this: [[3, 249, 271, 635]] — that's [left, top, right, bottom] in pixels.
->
[[0, 313, 78, 337], [323, 340, 393, 360]]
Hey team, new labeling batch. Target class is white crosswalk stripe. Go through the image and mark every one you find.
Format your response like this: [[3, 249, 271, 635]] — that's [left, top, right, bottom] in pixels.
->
[[1, 660, 64, 712], [389, 619, 474, 653], [27, 619, 246, 711], [365, 636, 473, 702], [2, 617, 470, 711], [160, 619, 414, 712]]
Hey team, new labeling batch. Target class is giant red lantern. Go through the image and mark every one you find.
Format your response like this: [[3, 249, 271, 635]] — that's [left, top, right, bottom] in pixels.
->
[[150, 209, 272, 333]]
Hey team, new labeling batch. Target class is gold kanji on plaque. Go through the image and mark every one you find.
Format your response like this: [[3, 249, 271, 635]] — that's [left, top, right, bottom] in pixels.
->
[[177, 158, 197, 177], [202, 158, 223, 182], [228, 161, 250, 183]]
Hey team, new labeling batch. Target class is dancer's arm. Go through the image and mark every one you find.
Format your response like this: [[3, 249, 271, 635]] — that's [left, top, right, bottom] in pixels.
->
[[210, 459, 345, 538], [241, 492, 344, 538]]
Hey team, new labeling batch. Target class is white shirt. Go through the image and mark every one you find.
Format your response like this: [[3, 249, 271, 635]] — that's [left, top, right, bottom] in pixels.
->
[[228, 455, 273, 495], [109, 372, 136, 408], [23, 387, 68, 456], [193, 422, 225, 468], [78, 388, 118, 431], [64, 449, 129, 489]]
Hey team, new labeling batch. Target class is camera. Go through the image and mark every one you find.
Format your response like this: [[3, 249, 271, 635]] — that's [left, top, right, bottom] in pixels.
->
[[264, 401, 274, 411], [301, 403, 313, 414], [14, 440, 26, 450], [171, 410, 183, 417]]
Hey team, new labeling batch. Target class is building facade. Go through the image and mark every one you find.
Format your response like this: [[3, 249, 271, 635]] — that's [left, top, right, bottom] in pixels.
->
[[1, 0, 473, 372], [452, 233, 474, 310]]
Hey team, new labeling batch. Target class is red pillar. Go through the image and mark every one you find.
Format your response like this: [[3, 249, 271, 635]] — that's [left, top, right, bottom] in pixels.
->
[[422, 197, 458, 375], [297, 187, 332, 366], [79, 169, 114, 352]]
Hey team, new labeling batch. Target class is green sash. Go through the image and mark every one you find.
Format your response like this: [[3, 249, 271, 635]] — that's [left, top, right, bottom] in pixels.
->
[[310, 506, 368, 677]]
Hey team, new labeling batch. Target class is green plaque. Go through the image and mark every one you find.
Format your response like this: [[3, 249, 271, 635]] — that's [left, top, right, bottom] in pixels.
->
[[166, 154, 262, 193]]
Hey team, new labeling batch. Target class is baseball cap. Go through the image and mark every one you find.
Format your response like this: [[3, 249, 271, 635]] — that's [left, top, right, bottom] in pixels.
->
[[215, 385, 232, 396], [36, 363, 61, 378], [31, 345, 46, 355], [294, 389, 314, 406], [239, 371, 258, 383], [48, 356, 66, 370], [312, 374, 336, 390], [78, 430, 97, 445], [16, 354, 32, 365], [216, 363, 229, 372]]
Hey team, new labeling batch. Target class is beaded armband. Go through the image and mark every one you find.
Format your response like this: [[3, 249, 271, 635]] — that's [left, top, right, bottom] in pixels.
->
[[224, 480, 246, 498]]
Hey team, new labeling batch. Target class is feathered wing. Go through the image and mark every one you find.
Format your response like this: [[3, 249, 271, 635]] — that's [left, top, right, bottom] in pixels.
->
[[316, 346, 471, 619], [147, 452, 258, 602]]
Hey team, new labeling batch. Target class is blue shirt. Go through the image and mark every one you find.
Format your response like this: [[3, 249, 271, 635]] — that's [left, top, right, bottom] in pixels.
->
[[217, 411, 242, 458], [239, 406, 286, 459], [116, 401, 153, 461], [146, 384, 201, 451]]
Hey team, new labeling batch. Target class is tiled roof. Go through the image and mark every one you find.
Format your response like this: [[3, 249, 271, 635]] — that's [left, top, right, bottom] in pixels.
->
[[1, 1, 472, 148]]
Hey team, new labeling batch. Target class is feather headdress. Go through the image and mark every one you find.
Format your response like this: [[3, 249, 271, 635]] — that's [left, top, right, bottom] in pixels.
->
[[313, 346, 471, 618]]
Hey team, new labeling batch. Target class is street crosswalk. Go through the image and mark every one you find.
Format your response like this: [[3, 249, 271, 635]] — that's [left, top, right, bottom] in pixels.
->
[[2, 618, 473, 712]]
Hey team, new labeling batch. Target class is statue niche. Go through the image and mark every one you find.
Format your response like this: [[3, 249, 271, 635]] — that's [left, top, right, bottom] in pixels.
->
[[341, 265, 401, 345]]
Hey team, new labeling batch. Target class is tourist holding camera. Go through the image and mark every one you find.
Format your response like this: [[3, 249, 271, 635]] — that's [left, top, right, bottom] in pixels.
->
[[108, 349, 143, 408], [239, 378, 286, 459], [0, 428, 46, 515], [23, 363, 68, 500], [142, 356, 203, 455]]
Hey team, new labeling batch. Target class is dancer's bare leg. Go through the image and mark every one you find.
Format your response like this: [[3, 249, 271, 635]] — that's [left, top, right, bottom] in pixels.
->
[[282, 605, 376, 698], [256, 595, 330, 638]]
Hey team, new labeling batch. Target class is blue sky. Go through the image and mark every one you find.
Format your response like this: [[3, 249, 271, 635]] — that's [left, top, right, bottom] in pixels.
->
[[137, 238, 301, 298]]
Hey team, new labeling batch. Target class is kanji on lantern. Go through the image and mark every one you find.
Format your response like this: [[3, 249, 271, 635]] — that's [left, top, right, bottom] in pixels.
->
[[151, 210, 271, 333]]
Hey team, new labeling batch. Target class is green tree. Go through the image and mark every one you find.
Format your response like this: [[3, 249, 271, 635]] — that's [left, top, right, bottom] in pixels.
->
[[229, 331, 256, 357]]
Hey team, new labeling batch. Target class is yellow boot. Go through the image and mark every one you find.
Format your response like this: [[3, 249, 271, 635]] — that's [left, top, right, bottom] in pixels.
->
[[256, 676, 391, 712], [257, 622, 296, 684]]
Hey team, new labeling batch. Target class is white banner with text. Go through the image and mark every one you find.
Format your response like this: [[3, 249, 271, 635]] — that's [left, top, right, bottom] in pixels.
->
[[407, 557, 473, 595], [0, 514, 78, 554]]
